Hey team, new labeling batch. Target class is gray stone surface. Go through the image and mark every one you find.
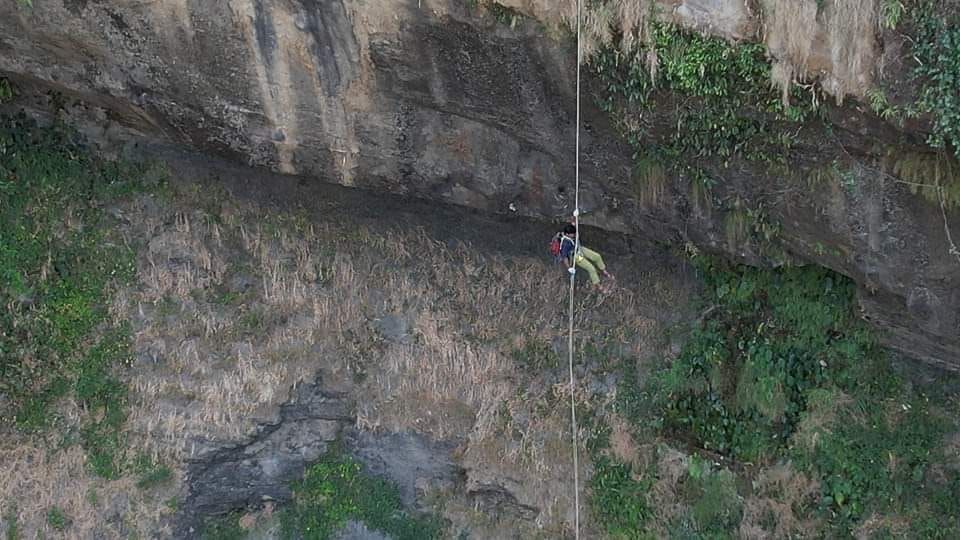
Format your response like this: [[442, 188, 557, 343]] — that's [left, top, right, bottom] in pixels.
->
[[351, 430, 459, 507]]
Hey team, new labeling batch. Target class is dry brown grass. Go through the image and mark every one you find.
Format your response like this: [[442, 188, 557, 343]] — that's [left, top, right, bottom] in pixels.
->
[[634, 156, 668, 209], [823, 0, 879, 103], [506, 0, 881, 106], [122, 197, 334, 453], [761, 0, 818, 72], [0, 170, 688, 537], [854, 513, 912, 540], [791, 387, 857, 455], [493, 0, 653, 61], [739, 462, 821, 539], [888, 150, 960, 209], [760, 0, 818, 106], [316, 207, 675, 534], [646, 443, 692, 533], [690, 174, 713, 218], [580, 0, 655, 60], [724, 204, 750, 253], [0, 429, 175, 539], [359, 313, 513, 439], [607, 414, 655, 473]]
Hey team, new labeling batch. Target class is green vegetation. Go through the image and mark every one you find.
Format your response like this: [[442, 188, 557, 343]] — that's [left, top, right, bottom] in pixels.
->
[[280, 449, 445, 540], [881, 0, 907, 29], [798, 385, 947, 525], [0, 79, 14, 104], [685, 457, 741, 535], [913, 1, 960, 160], [133, 453, 174, 490], [593, 22, 811, 169], [79, 328, 133, 478], [511, 338, 559, 371], [588, 456, 652, 537], [45, 507, 69, 531], [594, 257, 960, 536], [3, 506, 18, 540], [0, 113, 154, 476], [867, 88, 901, 123], [485, 2, 525, 27], [201, 512, 248, 540], [656, 258, 873, 460]]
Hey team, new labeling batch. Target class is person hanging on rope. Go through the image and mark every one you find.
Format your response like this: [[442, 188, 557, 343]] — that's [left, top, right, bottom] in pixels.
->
[[554, 223, 614, 292]]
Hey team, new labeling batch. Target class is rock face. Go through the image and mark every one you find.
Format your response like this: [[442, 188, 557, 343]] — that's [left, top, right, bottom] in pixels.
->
[[177, 374, 462, 536], [177, 378, 352, 535], [1, 0, 958, 368]]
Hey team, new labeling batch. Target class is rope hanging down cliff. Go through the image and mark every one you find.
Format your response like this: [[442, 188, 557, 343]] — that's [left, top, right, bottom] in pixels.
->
[[567, 0, 583, 537]]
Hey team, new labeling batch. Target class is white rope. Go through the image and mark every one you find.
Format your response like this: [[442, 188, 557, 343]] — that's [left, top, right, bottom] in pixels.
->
[[568, 0, 583, 537], [938, 183, 960, 264]]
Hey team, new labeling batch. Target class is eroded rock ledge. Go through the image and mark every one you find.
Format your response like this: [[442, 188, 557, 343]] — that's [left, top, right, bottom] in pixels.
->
[[1, 0, 957, 368]]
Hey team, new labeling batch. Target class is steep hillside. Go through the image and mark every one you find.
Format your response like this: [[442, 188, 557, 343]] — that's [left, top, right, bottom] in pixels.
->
[[1, 111, 958, 539], [2, 0, 960, 538], [0, 115, 694, 537], [1, 0, 959, 368]]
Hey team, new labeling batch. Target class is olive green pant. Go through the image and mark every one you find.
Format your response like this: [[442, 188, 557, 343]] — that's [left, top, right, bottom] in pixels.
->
[[575, 247, 606, 285]]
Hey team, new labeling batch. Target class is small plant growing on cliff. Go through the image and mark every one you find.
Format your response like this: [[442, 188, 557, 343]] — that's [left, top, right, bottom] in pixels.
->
[[202, 512, 248, 540], [880, 0, 906, 29], [0, 79, 14, 104], [867, 88, 900, 122], [133, 453, 174, 490], [3, 506, 18, 540], [484, 2, 523, 27], [889, 150, 960, 209], [45, 507, 69, 531]]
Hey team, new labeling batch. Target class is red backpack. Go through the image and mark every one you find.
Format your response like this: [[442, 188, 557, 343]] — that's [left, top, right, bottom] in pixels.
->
[[549, 233, 569, 263]]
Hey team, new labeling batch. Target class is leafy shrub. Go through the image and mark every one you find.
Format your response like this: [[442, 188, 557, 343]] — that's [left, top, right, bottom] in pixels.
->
[[634, 255, 960, 534], [589, 456, 652, 537], [653, 258, 871, 461], [913, 2, 960, 160]]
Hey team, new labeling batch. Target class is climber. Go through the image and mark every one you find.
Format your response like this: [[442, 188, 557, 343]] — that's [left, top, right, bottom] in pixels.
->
[[556, 224, 614, 292]]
